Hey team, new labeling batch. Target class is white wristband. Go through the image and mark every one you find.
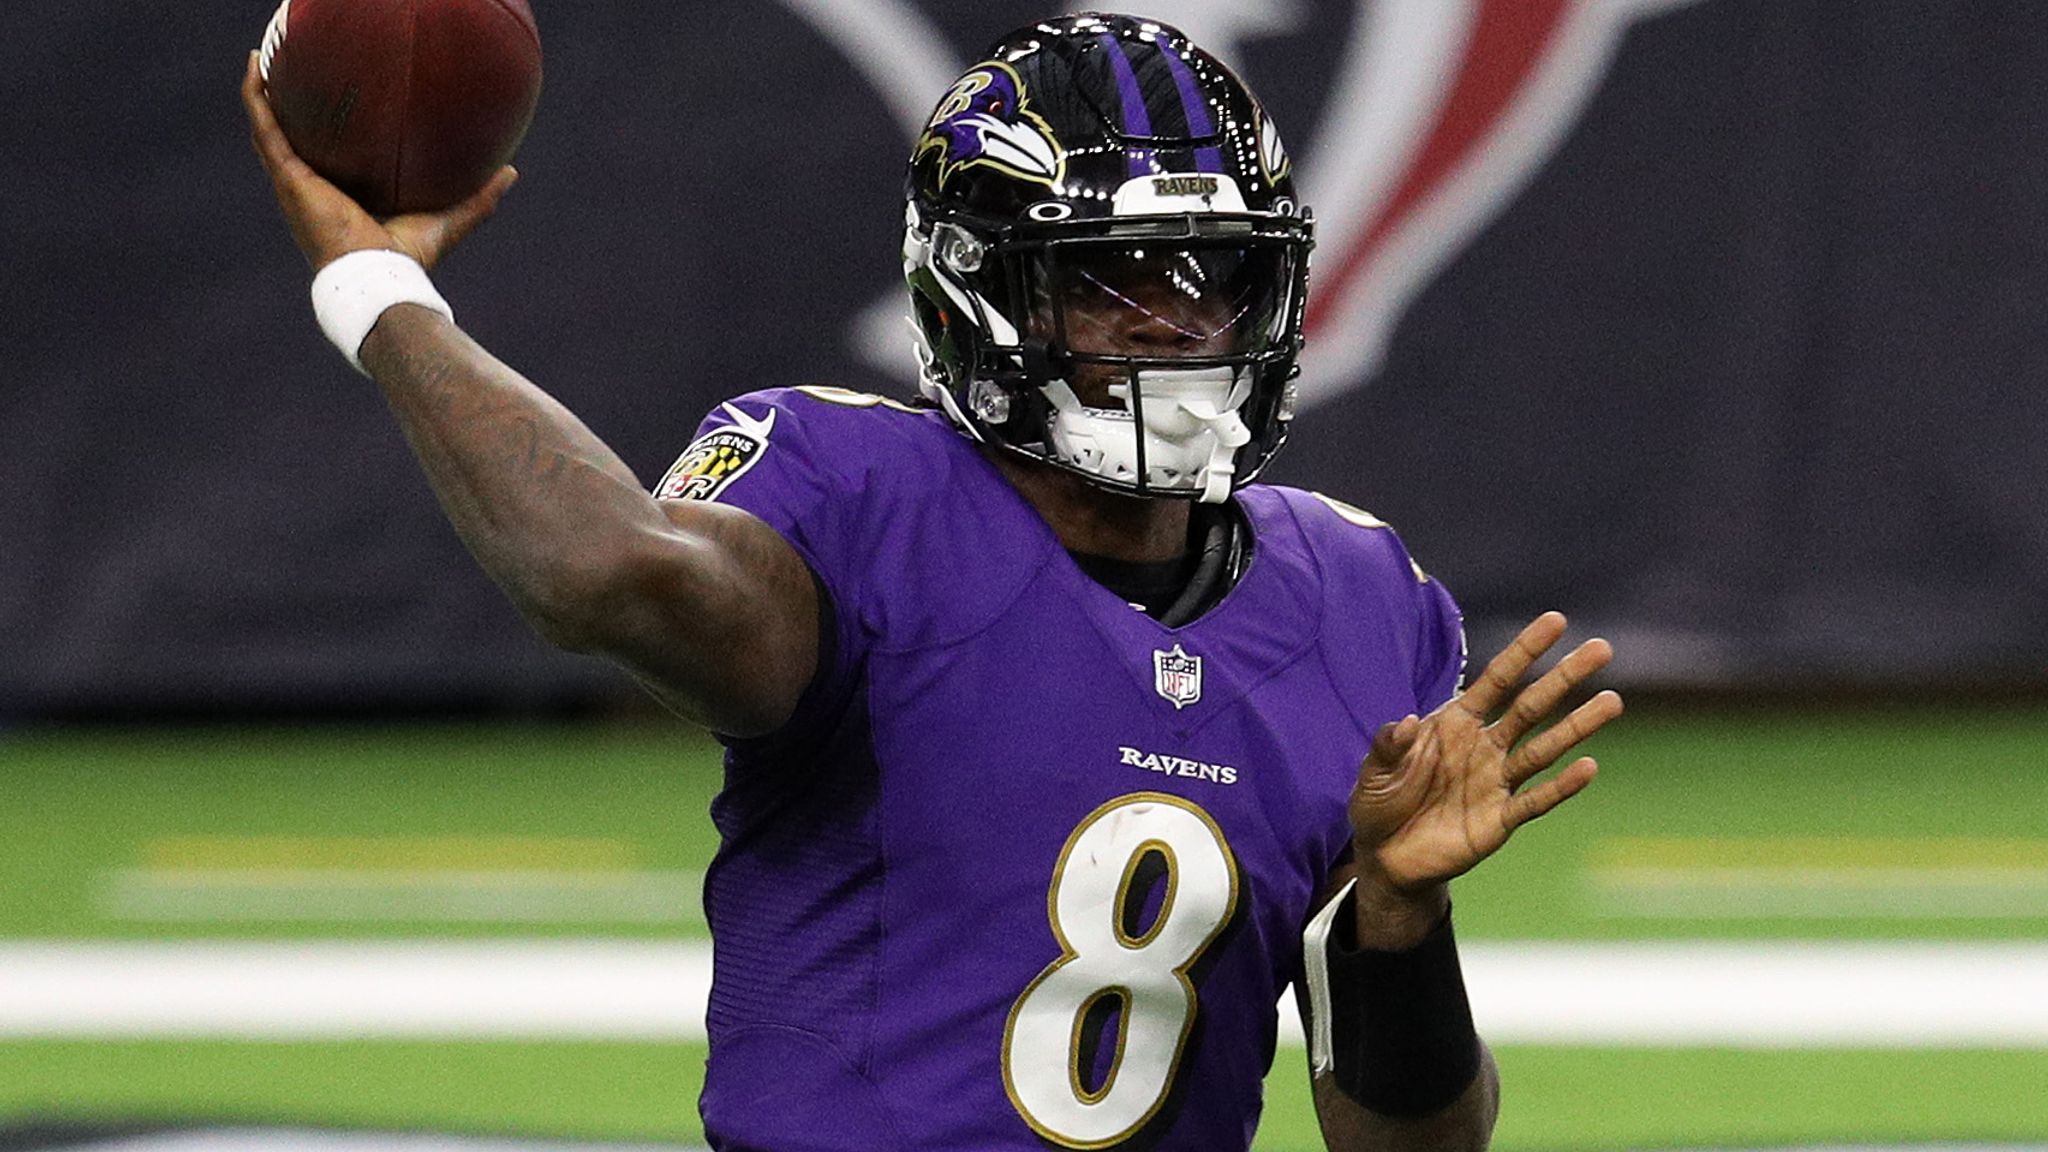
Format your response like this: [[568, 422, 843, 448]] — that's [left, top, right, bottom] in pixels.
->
[[310, 249, 455, 375]]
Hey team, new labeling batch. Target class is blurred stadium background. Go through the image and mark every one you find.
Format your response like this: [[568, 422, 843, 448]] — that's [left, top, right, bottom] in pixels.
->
[[4, 1, 2045, 1149]]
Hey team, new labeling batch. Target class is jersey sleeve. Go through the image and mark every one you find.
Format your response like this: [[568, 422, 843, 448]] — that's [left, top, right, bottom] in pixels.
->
[[1285, 489, 1467, 719], [1412, 572, 1467, 714], [655, 386, 1047, 728], [653, 390, 876, 743], [1365, 517, 1466, 715], [656, 392, 866, 597]]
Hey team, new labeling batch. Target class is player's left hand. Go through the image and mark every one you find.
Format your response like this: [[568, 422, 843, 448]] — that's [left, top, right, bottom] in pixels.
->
[[1349, 612, 1622, 903], [241, 52, 515, 273]]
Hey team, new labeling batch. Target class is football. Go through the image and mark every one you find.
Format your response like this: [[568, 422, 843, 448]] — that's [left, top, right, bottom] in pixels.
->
[[258, 0, 543, 217]]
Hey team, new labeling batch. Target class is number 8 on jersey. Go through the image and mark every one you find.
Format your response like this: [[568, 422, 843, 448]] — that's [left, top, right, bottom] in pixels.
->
[[1002, 793, 1242, 1147]]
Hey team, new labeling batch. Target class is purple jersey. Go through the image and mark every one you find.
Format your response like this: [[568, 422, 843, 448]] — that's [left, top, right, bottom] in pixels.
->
[[656, 387, 1464, 1151]]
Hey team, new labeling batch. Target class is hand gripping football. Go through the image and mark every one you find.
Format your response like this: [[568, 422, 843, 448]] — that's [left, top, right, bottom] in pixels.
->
[[258, 0, 543, 217]]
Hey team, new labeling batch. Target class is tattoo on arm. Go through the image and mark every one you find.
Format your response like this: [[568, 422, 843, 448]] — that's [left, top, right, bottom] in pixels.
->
[[357, 305, 819, 733]]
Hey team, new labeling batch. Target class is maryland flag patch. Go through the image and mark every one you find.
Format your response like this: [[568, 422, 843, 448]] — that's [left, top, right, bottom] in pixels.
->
[[656, 403, 776, 502]]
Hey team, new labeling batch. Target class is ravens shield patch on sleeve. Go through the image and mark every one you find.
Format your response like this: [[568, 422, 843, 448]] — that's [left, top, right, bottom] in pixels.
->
[[656, 404, 777, 502]]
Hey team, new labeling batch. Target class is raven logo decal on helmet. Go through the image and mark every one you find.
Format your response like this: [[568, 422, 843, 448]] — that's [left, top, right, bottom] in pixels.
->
[[916, 62, 1066, 190]]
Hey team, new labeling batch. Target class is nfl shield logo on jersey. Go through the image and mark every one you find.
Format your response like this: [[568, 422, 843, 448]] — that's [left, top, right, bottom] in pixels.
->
[[1153, 644, 1203, 710]]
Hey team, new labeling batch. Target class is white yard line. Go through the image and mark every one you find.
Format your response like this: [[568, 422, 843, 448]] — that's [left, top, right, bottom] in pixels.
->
[[0, 941, 711, 1040], [1460, 941, 2048, 1046], [2, 940, 2047, 1046]]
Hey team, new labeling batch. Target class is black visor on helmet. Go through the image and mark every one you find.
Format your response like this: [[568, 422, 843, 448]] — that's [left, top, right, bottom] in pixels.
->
[[1032, 239, 1299, 360]]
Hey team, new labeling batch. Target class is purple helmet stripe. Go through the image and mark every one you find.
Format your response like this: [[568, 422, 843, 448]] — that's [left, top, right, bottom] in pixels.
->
[[1159, 44, 1226, 174], [1099, 32, 1154, 178]]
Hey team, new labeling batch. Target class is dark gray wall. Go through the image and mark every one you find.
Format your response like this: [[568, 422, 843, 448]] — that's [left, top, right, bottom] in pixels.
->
[[3, 1, 2042, 716]]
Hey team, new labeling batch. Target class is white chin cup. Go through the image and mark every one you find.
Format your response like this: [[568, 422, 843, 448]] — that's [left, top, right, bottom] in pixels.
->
[[1042, 367, 1253, 503]]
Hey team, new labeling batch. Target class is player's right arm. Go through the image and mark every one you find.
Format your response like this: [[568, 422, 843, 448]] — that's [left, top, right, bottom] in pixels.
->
[[241, 54, 818, 737]]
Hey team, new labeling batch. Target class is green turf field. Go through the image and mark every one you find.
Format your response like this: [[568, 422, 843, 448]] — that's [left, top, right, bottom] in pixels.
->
[[0, 1041, 2043, 1150], [2, 704, 2045, 1148]]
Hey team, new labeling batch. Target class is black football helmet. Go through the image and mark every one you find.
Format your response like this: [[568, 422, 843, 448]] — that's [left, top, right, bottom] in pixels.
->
[[904, 13, 1314, 503]]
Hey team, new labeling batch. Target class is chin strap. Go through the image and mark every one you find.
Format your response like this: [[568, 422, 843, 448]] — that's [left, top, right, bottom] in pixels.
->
[[1107, 367, 1253, 502], [1040, 372, 1254, 501]]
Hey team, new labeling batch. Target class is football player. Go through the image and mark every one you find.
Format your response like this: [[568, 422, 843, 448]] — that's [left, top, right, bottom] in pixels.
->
[[243, 14, 1621, 1151]]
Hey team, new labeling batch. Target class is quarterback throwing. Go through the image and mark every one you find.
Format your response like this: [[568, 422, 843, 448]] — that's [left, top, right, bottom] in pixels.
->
[[244, 13, 1621, 1151]]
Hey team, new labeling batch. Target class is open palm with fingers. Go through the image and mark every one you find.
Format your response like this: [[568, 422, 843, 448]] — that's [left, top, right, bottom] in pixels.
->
[[1350, 611, 1623, 894]]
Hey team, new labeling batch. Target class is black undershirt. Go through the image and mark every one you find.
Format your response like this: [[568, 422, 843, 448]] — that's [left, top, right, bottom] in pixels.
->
[[1067, 502, 1246, 624], [1068, 549, 1197, 617]]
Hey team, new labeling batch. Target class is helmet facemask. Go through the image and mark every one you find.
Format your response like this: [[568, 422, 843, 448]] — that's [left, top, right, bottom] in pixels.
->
[[909, 207, 1312, 503]]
